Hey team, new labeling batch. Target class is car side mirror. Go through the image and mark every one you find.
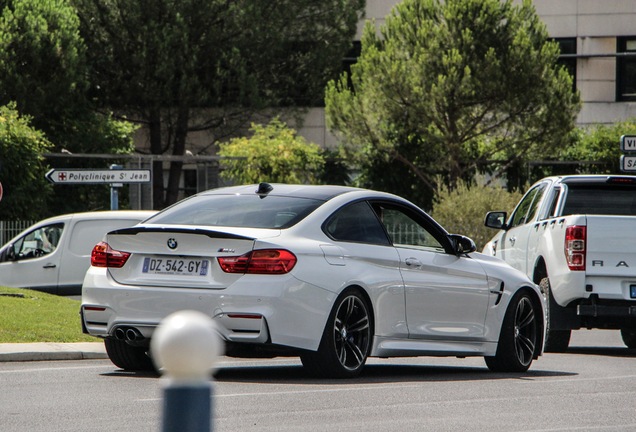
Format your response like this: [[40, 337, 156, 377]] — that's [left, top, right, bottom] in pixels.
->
[[6, 243, 16, 261], [484, 211, 508, 230], [449, 234, 476, 255]]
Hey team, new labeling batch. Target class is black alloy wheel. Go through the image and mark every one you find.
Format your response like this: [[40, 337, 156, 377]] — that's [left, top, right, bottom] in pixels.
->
[[301, 289, 372, 378], [486, 291, 539, 373]]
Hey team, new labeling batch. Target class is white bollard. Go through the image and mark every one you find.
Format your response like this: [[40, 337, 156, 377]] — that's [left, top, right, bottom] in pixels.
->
[[151, 310, 222, 432]]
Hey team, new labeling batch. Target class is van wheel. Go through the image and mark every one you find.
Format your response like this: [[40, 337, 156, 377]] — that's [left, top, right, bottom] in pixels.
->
[[540, 277, 571, 353], [620, 329, 636, 349], [104, 338, 155, 372], [300, 289, 372, 378]]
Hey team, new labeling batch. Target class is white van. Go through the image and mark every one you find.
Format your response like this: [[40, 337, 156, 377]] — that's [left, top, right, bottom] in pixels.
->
[[0, 211, 155, 295]]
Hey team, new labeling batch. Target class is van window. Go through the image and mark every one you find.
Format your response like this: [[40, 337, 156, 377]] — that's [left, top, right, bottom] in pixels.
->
[[12, 223, 64, 260]]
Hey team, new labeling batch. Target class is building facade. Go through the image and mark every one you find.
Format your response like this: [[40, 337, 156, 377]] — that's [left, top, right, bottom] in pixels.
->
[[298, 0, 636, 147]]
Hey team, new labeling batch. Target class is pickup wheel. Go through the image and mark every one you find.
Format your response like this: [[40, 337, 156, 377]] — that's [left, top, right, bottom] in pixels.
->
[[485, 291, 538, 373], [104, 338, 155, 372], [620, 329, 636, 349], [540, 277, 571, 353]]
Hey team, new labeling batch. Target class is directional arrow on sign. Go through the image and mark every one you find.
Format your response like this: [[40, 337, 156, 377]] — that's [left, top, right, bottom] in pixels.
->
[[45, 169, 151, 184]]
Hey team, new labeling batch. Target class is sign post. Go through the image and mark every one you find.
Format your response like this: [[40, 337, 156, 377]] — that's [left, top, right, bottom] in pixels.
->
[[109, 164, 123, 210]]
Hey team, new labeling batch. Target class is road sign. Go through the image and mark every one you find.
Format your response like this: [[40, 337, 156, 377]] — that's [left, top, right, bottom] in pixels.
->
[[620, 135, 636, 152], [45, 169, 151, 184], [620, 155, 636, 172]]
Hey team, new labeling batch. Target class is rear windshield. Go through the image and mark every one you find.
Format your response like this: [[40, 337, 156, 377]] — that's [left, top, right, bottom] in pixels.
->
[[562, 185, 636, 216], [146, 194, 324, 229]]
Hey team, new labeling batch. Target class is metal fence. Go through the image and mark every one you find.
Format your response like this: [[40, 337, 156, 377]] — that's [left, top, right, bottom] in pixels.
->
[[0, 220, 36, 246]]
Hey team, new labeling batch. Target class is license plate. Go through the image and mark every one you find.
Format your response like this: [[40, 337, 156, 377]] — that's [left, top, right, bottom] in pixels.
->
[[631, 285, 636, 299], [142, 257, 209, 276]]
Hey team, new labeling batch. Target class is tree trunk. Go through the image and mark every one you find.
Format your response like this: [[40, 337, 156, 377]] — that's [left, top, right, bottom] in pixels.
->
[[164, 106, 190, 206]]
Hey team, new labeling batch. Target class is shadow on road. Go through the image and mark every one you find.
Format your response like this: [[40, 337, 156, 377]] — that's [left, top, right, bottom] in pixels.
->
[[212, 362, 575, 385], [565, 346, 636, 357]]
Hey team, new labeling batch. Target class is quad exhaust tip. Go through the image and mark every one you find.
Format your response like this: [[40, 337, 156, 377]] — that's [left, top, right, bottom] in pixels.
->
[[114, 326, 144, 342]]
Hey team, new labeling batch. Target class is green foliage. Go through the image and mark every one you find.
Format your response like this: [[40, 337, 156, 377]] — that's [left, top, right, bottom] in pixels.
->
[[0, 0, 137, 216], [326, 0, 580, 209], [558, 119, 636, 174], [0, 286, 94, 342], [430, 178, 523, 250], [75, 0, 365, 207], [0, 0, 88, 143], [0, 103, 53, 220], [219, 119, 325, 184]]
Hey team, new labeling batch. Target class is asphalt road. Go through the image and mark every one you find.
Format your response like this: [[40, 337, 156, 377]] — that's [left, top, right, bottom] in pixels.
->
[[1, 329, 635, 432]]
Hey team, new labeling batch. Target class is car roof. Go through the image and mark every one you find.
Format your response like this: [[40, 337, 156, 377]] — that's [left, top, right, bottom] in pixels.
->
[[543, 175, 636, 185], [200, 183, 367, 201]]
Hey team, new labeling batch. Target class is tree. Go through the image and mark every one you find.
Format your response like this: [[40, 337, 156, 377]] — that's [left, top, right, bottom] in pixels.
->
[[325, 0, 580, 209], [0, 0, 137, 215], [0, 0, 86, 140], [430, 178, 522, 250], [0, 103, 53, 220], [74, 0, 365, 209], [219, 119, 325, 185]]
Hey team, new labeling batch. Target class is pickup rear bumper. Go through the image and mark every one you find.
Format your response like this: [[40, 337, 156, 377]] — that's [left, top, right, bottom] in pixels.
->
[[578, 304, 636, 318]]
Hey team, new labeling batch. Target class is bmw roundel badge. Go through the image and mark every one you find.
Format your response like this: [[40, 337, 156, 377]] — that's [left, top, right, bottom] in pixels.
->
[[167, 238, 178, 249]]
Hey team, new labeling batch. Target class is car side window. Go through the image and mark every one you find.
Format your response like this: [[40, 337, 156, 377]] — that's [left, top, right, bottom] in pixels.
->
[[378, 206, 445, 252], [508, 183, 547, 228], [325, 201, 390, 245], [14, 223, 64, 260]]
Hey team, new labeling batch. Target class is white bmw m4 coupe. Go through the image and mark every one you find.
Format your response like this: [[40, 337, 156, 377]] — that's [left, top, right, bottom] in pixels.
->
[[81, 183, 545, 378]]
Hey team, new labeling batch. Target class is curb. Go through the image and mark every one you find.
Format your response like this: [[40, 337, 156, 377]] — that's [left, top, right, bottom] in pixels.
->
[[0, 342, 107, 362]]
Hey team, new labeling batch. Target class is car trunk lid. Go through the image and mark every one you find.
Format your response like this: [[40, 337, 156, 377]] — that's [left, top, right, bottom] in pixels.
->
[[103, 225, 275, 289]]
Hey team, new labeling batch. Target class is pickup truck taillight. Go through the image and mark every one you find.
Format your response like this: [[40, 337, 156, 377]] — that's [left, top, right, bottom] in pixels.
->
[[91, 242, 131, 268], [565, 225, 586, 271]]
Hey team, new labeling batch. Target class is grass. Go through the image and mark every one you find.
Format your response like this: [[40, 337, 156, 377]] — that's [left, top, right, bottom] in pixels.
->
[[0, 286, 96, 343]]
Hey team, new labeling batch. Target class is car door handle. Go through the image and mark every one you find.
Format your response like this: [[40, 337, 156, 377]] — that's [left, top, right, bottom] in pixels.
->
[[508, 236, 516, 245], [43, 263, 57, 269], [405, 258, 422, 267]]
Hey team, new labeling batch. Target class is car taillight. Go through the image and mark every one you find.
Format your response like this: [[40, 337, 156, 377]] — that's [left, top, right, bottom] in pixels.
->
[[218, 249, 297, 274], [91, 241, 131, 268], [565, 225, 586, 271]]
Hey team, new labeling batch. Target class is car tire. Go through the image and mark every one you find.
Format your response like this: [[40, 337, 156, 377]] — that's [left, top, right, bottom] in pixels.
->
[[620, 329, 636, 349], [540, 277, 571, 353], [485, 291, 539, 373], [104, 337, 155, 372], [300, 288, 372, 378]]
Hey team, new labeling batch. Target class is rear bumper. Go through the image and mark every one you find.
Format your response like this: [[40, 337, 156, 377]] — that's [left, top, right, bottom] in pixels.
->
[[578, 304, 636, 318], [81, 267, 334, 352]]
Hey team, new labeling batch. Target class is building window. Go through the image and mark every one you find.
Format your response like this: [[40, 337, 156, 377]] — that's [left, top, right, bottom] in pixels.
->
[[553, 38, 577, 92], [341, 41, 361, 90], [617, 37, 636, 101]]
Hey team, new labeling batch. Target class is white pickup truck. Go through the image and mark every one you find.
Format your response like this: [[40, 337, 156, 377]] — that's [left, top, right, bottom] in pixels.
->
[[483, 175, 636, 352]]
